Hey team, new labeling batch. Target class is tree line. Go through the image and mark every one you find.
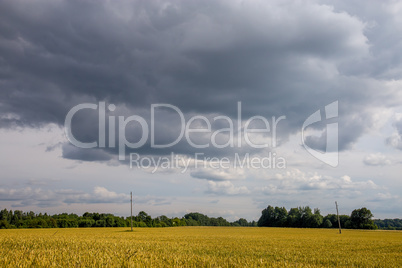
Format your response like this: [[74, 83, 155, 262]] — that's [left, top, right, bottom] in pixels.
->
[[0, 209, 255, 229], [373, 219, 402, 230], [257, 205, 378, 229], [0, 207, 399, 229]]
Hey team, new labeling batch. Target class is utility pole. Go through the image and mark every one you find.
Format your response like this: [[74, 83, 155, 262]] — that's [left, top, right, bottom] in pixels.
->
[[335, 201, 341, 234], [130, 191, 133, 232]]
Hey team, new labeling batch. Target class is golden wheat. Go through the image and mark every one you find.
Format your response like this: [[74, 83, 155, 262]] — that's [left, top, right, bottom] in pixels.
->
[[0, 227, 401, 267]]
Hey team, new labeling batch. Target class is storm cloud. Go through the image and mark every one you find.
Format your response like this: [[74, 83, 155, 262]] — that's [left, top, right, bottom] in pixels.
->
[[1, 0, 402, 219], [1, 0, 401, 162]]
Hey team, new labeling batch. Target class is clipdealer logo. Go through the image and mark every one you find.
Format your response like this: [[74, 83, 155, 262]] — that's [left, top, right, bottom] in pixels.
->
[[64, 101, 339, 168], [301, 101, 339, 167], [64, 102, 286, 160]]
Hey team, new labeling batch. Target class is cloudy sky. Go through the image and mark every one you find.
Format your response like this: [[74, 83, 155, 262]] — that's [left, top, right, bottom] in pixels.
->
[[1, 0, 401, 221]]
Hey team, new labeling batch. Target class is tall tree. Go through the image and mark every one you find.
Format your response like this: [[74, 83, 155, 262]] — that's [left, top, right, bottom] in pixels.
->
[[350, 207, 376, 229], [258, 205, 275, 227]]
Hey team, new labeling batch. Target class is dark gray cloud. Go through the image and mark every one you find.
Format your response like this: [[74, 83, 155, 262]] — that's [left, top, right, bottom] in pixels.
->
[[62, 143, 112, 162], [1, 0, 401, 161], [191, 169, 244, 182], [322, 0, 402, 79]]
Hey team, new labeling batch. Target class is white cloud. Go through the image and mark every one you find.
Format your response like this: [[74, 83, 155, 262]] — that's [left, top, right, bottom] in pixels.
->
[[369, 192, 399, 202], [64, 186, 129, 204], [363, 153, 392, 166], [257, 169, 378, 194], [191, 168, 246, 181], [387, 133, 402, 150], [207, 181, 250, 196]]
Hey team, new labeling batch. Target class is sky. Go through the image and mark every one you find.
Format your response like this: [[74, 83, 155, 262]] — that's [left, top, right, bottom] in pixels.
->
[[0, 0, 401, 221]]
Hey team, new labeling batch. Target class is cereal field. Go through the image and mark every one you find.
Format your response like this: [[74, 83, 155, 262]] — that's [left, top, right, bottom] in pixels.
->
[[0, 227, 401, 267]]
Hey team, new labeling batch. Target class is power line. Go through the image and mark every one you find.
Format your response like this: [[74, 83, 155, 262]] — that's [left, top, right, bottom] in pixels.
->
[[130, 191, 133, 232], [335, 201, 341, 234]]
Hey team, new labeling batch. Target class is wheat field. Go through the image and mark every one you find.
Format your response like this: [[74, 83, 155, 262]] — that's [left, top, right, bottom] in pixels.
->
[[0, 227, 401, 267]]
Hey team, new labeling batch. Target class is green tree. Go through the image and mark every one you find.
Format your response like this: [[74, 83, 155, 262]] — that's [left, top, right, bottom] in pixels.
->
[[274, 207, 288, 227], [258, 205, 275, 227], [287, 207, 302, 227], [350, 207, 376, 229], [300, 206, 313, 227], [134, 211, 152, 226], [158, 215, 172, 227], [0, 219, 10, 229], [78, 219, 94, 227], [234, 218, 249, 227], [184, 213, 210, 226], [114, 217, 126, 227], [322, 219, 332, 228], [307, 208, 323, 228], [95, 220, 106, 227], [105, 216, 115, 227]]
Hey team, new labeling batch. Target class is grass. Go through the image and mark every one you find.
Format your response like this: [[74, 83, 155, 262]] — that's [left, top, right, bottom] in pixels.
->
[[0, 227, 401, 267]]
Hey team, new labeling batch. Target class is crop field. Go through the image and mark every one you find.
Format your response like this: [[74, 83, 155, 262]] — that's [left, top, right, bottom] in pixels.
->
[[0, 227, 401, 267]]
